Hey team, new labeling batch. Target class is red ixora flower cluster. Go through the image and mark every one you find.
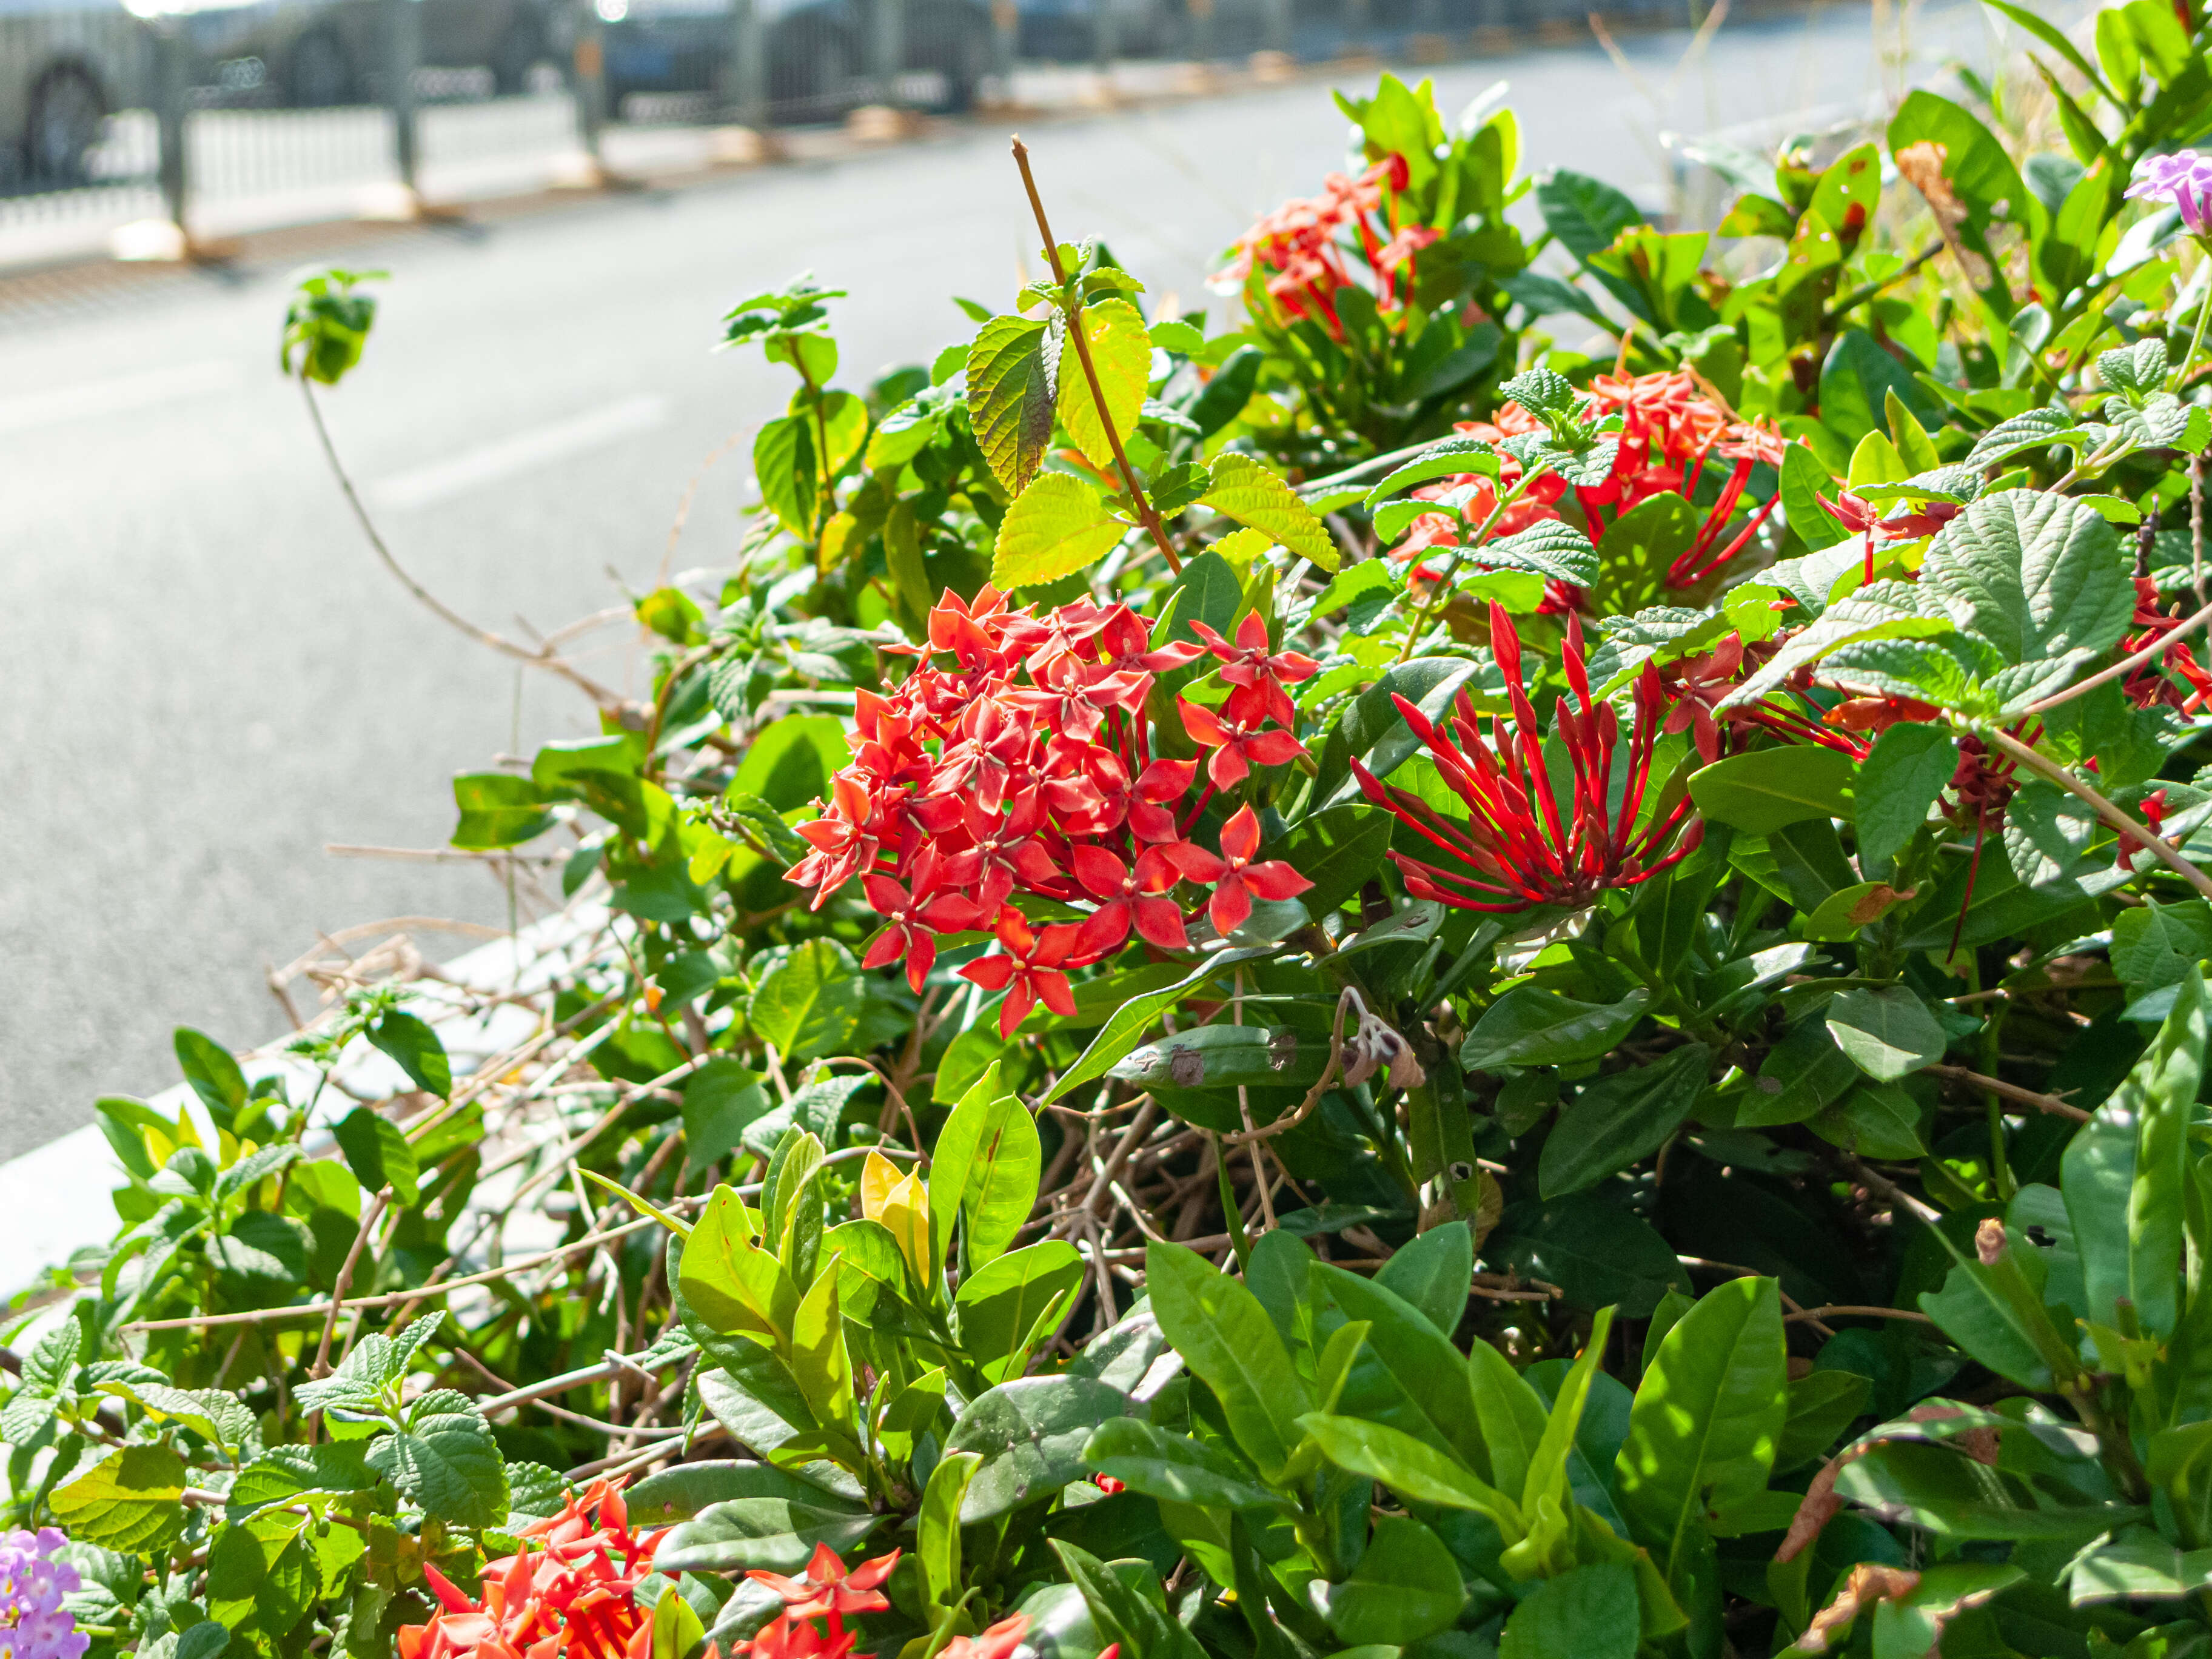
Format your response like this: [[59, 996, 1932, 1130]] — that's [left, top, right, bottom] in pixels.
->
[[1393, 370, 1788, 609], [1350, 602, 1700, 911], [785, 588, 1313, 1034], [399, 1481, 660, 1659], [1212, 152, 1439, 340]]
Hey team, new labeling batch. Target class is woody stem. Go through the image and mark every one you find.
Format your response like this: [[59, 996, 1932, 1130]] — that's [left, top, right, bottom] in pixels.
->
[[2026, 590, 2212, 714], [1979, 725, 2212, 903], [1011, 137, 1182, 575]]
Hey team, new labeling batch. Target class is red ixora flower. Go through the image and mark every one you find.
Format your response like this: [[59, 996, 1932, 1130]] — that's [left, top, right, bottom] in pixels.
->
[[959, 906, 1084, 1036], [733, 1546, 901, 1659], [399, 1480, 661, 1659], [1171, 804, 1315, 935], [1211, 153, 1429, 338], [783, 586, 1314, 1033], [1350, 603, 1700, 911]]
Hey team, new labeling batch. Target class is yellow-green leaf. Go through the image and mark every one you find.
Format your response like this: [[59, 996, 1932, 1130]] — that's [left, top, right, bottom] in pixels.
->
[[967, 314, 1061, 495], [1201, 454, 1340, 571], [678, 1184, 800, 1346], [1056, 300, 1151, 474], [992, 472, 1130, 589]]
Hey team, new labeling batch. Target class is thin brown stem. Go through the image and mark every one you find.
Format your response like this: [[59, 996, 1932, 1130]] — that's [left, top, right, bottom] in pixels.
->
[[1926, 1062, 2090, 1122], [1981, 725, 2212, 902], [298, 378, 628, 709], [2027, 591, 2212, 714], [1010, 137, 1182, 574], [312, 1187, 390, 1378]]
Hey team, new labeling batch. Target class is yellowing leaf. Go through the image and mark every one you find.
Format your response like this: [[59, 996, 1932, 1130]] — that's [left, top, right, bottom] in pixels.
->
[[1210, 526, 1275, 578], [882, 1169, 933, 1287], [1201, 454, 1340, 571], [860, 1150, 903, 1222], [1056, 300, 1151, 474], [992, 472, 1130, 589]]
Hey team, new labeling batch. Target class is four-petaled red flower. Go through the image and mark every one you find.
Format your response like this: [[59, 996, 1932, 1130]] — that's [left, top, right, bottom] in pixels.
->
[[861, 849, 982, 994], [1180, 695, 1309, 789], [1190, 611, 1322, 727], [959, 906, 1084, 1036], [1350, 603, 1699, 911], [1212, 153, 1431, 339], [732, 1546, 902, 1659], [1184, 804, 1315, 934]]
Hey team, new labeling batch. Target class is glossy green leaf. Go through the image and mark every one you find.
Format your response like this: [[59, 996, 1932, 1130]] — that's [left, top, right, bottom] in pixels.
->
[[930, 1068, 1042, 1269], [1540, 1045, 1709, 1198], [1461, 988, 1651, 1071], [366, 1010, 451, 1099], [1323, 1516, 1464, 1646], [1614, 1278, 1787, 1581], [1295, 1412, 1521, 1531], [1084, 1418, 1284, 1512], [1825, 987, 1947, 1081], [945, 1375, 1138, 1521], [956, 1241, 1084, 1369], [1688, 747, 1857, 834], [332, 1108, 420, 1207], [1145, 1241, 1310, 1479], [917, 1450, 979, 1609], [1498, 1563, 1638, 1659]]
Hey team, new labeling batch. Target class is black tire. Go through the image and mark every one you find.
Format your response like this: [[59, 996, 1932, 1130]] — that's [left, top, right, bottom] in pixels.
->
[[25, 64, 105, 187], [288, 30, 354, 107], [491, 15, 545, 94]]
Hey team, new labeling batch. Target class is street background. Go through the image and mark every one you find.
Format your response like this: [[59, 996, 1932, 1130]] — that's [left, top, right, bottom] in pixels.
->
[[1, 0, 2001, 1158]]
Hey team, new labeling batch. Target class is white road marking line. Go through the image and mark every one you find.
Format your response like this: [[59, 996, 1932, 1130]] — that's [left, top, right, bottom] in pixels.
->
[[367, 394, 671, 512], [0, 360, 241, 435]]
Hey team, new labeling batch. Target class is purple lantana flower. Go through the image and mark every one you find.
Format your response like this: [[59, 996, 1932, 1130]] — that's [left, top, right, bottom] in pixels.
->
[[0, 1528, 89, 1659], [2127, 149, 2212, 235]]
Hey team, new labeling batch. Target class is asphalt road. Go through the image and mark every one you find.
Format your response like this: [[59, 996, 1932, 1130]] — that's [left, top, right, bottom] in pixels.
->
[[0, 0, 2005, 1159]]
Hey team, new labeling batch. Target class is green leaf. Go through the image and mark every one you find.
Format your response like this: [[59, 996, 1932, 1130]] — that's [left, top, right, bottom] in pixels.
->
[[943, 1375, 1137, 1521], [649, 1578, 707, 1659], [682, 1060, 771, 1177], [1144, 1241, 1310, 1480], [1460, 988, 1650, 1071], [1084, 1418, 1284, 1511], [365, 1394, 508, 1528], [2063, 968, 2206, 1339], [1614, 1278, 1787, 1583], [1539, 1045, 1709, 1198], [1920, 489, 2134, 667], [175, 1028, 249, 1123], [1809, 1084, 1926, 1161], [1488, 1196, 1689, 1318], [1781, 442, 1851, 551], [993, 472, 1130, 590], [1498, 1564, 1638, 1659], [1374, 1224, 1473, 1338], [1855, 723, 1956, 871], [1275, 805, 1393, 916], [1825, 987, 1947, 1081], [367, 1010, 451, 1099], [1481, 517, 1603, 588], [656, 1497, 885, 1573], [955, 1241, 1084, 1369], [1536, 169, 1646, 264], [967, 313, 1061, 494], [51, 1444, 187, 1550], [1822, 330, 1943, 446], [626, 1461, 861, 1526], [732, 717, 850, 813], [1361, 437, 1500, 512], [1295, 1412, 1521, 1530], [1917, 1241, 2063, 1392], [97, 1381, 258, 1461], [917, 1450, 979, 1610], [749, 939, 866, 1061], [1776, 1370, 1870, 1471], [1831, 1439, 2134, 1540], [929, 1070, 1042, 1269], [678, 1185, 800, 1345], [1200, 454, 1339, 571], [1047, 951, 1266, 1102], [1049, 1541, 1208, 1659], [1743, 1016, 1862, 1127], [332, 1108, 420, 1206], [1688, 747, 1856, 834], [2113, 899, 2212, 994], [1056, 300, 1150, 474], [1323, 1516, 1464, 1646]]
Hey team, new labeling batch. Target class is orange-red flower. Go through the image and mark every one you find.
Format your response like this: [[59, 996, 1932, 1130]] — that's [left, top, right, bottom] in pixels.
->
[[398, 1481, 661, 1659], [732, 1547, 901, 1659]]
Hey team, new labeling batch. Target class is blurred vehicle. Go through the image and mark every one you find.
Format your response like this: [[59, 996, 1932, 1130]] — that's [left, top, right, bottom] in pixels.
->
[[599, 0, 992, 119], [1014, 0, 1168, 59], [180, 0, 558, 106], [0, 0, 149, 188]]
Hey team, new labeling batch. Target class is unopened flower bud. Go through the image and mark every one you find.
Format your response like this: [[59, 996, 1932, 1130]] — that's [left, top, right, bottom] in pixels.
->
[[1975, 1218, 2006, 1267]]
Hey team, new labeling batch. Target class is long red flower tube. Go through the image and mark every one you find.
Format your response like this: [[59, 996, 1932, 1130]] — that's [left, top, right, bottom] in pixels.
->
[[1350, 603, 1699, 911]]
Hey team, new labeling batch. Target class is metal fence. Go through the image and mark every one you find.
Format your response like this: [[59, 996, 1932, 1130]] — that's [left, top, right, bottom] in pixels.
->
[[0, 0, 1681, 266]]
